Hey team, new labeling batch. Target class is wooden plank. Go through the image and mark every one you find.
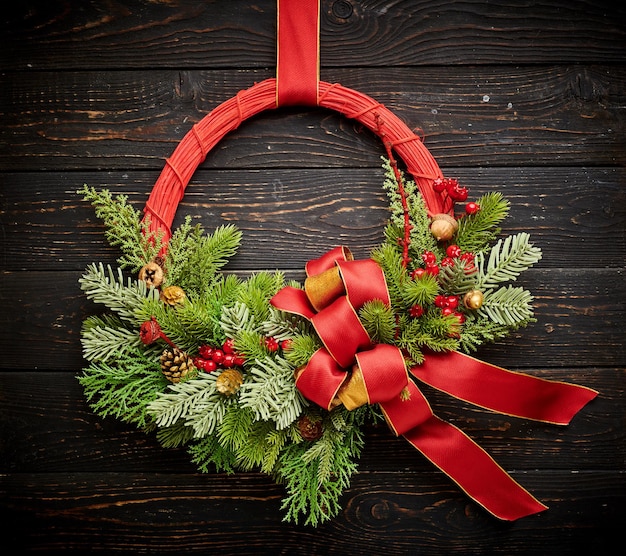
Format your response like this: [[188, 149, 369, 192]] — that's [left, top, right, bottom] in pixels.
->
[[1, 471, 622, 554], [0, 268, 623, 370], [1, 0, 625, 70], [2, 65, 625, 169], [1, 167, 624, 271], [0, 369, 619, 473]]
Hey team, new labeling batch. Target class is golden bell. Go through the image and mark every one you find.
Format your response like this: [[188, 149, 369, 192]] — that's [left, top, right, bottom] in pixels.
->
[[304, 266, 346, 312], [336, 365, 369, 410]]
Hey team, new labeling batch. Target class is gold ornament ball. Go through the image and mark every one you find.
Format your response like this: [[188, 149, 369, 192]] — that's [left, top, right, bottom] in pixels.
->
[[464, 289, 484, 310], [430, 213, 458, 241]]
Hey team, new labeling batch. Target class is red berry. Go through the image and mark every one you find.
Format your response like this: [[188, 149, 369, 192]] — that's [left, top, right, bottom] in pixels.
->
[[448, 182, 469, 202], [211, 349, 225, 365], [441, 257, 455, 267], [455, 311, 466, 324], [265, 337, 279, 352], [465, 202, 480, 215], [206, 360, 218, 373], [198, 345, 214, 359], [434, 295, 447, 308], [433, 178, 446, 192], [233, 356, 246, 367], [280, 339, 293, 351], [441, 307, 455, 316], [222, 338, 236, 354], [446, 296, 459, 309], [409, 304, 424, 318], [410, 268, 427, 280], [222, 354, 236, 367], [421, 251, 437, 265], [446, 244, 461, 258], [426, 264, 440, 276]]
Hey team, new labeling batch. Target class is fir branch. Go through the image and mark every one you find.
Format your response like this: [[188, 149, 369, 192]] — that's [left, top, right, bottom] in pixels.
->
[[359, 300, 396, 344], [478, 286, 535, 326], [238, 355, 305, 429], [81, 319, 142, 362], [147, 372, 225, 435], [262, 307, 314, 342], [234, 419, 283, 472], [400, 273, 439, 308], [217, 403, 255, 452], [437, 260, 478, 295], [284, 333, 321, 368], [371, 243, 409, 307], [455, 192, 510, 254], [188, 433, 237, 474], [475, 232, 542, 291], [78, 347, 167, 428], [156, 420, 197, 448], [79, 185, 161, 271], [458, 316, 515, 352], [220, 301, 255, 340], [165, 224, 242, 295], [80, 263, 159, 323]]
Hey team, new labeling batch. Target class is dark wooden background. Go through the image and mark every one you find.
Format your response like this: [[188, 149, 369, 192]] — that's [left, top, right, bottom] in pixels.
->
[[1, 1, 624, 554]]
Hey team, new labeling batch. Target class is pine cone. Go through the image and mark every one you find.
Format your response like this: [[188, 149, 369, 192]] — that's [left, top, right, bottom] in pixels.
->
[[160, 348, 196, 383], [160, 285, 186, 306], [215, 368, 244, 396], [298, 415, 323, 441]]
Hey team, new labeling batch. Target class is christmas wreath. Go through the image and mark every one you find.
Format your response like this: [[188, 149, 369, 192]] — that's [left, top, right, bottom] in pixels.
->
[[77, 0, 596, 527]]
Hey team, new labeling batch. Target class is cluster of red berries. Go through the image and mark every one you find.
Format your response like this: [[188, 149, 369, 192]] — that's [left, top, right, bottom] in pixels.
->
[[264, 336, 292, 353], [432, 177, 481, 215], [409, 246, 476, 280], [407, 244, 478, 322], [194, 338, 245, 373]]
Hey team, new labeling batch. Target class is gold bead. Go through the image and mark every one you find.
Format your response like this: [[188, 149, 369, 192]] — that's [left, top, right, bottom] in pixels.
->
[[430, 213, 458, 241], [464, 289, 484, 310]]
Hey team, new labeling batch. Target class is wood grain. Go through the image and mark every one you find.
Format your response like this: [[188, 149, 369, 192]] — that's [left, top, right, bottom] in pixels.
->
[[0, 0, 623, 553]]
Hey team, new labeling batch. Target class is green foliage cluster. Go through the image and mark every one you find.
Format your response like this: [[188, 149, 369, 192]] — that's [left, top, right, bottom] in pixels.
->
[[77, 158, 541, 526]]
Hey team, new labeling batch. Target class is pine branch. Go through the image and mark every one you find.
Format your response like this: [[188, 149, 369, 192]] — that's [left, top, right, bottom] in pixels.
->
[[79, 185, 161, 271], [188, 433, 237, 474], [437, 259, 478, 295], [359, 300, 396, 344], [80, 263, 159, 323], [458, 316, 515, 352], [81, 319, 143, 362], [478, 286, 535, 326], [156, 420, 196, 448], [165, 224, 242, 296], [456, 192, 510, 254], [284, 333, 321, 368], [475, 232, 542, 291], [217, 403, 255, 452], [238, 355, 304, 430], [147, 372, 226, 435], [220, 301, 255, 340], [78, 347, 167, 428]]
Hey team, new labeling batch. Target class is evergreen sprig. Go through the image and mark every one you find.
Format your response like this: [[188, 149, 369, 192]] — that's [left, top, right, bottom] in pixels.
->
[[475, 232, 542, 291], [79, 185, 161, 271], [79, 263, 159, 323]]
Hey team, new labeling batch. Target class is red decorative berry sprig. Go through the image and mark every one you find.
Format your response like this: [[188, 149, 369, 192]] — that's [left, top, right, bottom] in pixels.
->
[[194, 338, 246, 373]]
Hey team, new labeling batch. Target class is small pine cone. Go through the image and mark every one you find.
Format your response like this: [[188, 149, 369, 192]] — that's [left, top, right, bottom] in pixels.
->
[[215, 368, 244, 396], [298, 415, 323, 441], [160, 348, 196, 383], [160, 285, 186, 306]]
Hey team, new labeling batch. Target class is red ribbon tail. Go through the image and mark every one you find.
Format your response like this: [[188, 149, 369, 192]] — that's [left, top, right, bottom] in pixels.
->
[[412, 351, 597, 424], [404, 416, 548, 520]]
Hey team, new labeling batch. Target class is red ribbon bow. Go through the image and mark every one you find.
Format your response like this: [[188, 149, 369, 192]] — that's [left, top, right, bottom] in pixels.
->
[[271, 246, 597, 521]]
